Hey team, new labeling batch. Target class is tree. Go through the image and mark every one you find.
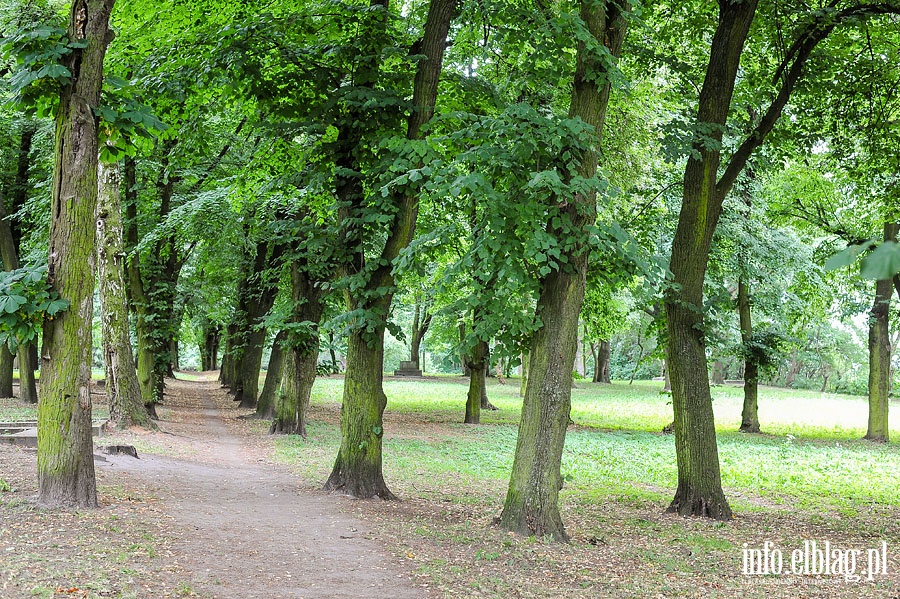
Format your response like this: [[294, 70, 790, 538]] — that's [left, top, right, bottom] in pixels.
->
[[38, 0, 116, 508], [499, 0, 631, 541], [662, 0, 900, 518], [324, 0, 456, 498], [97, 157, 153, 429]]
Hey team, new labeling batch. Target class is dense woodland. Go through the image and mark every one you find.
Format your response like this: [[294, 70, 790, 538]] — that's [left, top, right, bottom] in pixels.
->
[[0, 0, 899, 541]]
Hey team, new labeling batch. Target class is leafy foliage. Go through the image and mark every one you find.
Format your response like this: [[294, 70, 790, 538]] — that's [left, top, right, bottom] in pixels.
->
[[0, 263, 67, 352]]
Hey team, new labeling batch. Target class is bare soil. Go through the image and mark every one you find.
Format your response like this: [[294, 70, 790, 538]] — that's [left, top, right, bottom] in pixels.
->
[[0, 374, 426, 599]]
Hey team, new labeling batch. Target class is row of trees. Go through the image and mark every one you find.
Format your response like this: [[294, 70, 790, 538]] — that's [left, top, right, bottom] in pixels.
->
[[2, 0, 899, 540]]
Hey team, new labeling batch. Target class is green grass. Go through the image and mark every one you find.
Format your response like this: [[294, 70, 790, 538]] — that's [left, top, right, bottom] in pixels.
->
[[277, 377, 900, 512]]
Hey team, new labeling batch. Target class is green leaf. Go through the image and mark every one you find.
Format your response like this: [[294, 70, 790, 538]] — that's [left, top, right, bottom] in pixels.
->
[[861, 242, 900, 280], [823, 240, 875, 272]]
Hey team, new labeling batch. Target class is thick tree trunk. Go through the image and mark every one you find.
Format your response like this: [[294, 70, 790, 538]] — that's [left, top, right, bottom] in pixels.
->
[[595, 339, 611, 383], [326, 0, 454, 498], [866, 223, 898, 441], [664, 0, 759, 520], [710, 361, 726, 385], [270, 262, 326, 428], [38, 0, 116, 508], [738, 277, 760, 433], [464, 340, 488, 424], [500, 0, 628, 541], [271, 347, 318, 436], [97, 159, 153, 429], [324, 328, 395, 498], [257, 329, 287, 419]]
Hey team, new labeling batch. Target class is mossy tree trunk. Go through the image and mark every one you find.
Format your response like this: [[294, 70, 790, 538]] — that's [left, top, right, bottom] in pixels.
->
[[866, 222, 898, 442], [271, 263, 325, 432], [38, 0, 116, 508], [499, 0, 628, 541], [738, 277, 760, 433], [665, 0, 892, 517], [326, 0, 455, 498], [256, 329, 287, 419], [97, 159, 153, 430]]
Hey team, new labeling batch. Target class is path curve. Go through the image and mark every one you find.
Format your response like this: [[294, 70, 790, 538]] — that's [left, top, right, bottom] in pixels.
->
[[99, 377, 424, 599]]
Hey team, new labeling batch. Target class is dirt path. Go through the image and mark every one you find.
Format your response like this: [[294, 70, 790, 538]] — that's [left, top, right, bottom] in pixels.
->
[[99, 376, 425, 599]]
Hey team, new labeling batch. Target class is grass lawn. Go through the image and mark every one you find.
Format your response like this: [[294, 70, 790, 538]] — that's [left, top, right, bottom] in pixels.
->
[[269, 376, 900, 597]]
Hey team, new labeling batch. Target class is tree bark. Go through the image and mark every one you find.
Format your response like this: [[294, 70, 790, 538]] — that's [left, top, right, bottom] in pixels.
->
[[0, 348, 12, 398], [464, 339, 488, 424], [738, 277, 760, 433], [662, 0, 761, 521], [500, 0, 628, 541], [257, 329, 287, 419], [225, 239, 283, 409], [38, 0, 116, 508], [271, 262, 325, 431], [200, 320, 221, 371], [325, 0, 454, 498], [866, 222, 898, 441], [409, 302, 431, 370], [97, 159, 153, 429], [595, 339, 611, 383]]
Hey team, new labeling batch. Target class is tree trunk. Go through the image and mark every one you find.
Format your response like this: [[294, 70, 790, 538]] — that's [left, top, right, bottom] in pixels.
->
[[97, 159, 153, 430], [866, 222, 898, 441], [257, 329, 287, 419], [0, 197, 36, 403], [271, 262, 325, 438], [500, 0, 628, 542], [710, 360, 726, 385], [784, 349, 800, 388], [200, 322, 220, 371], [519, 351, 527, 397], [123, 157, 165, 417], [596, 339, 611, 383], [227, 240, 283, 409], [38, 0, 116, 508], [663, 0, 765, 520], [271, 347, 318, 436], [326, 0, 454, 498], [464, 339, 488, 424], [0, 348, 12, 398], [459, 322, 470, 376], [574, 325, 585, 377], [324, 328, 395, 498], [738, 277, 760, 433], [0, 122, 39, 401]]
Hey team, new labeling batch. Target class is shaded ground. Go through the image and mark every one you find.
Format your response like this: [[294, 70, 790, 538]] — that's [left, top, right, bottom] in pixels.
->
[[0, 374, 425, 599]]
